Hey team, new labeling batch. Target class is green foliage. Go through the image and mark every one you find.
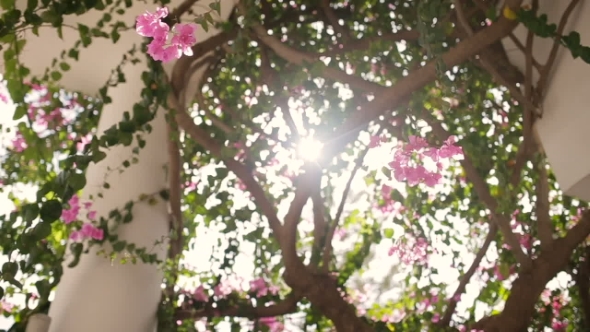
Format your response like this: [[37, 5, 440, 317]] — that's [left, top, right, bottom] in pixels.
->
[[0, 1, 588, 332], [518, 8, 590, 64]]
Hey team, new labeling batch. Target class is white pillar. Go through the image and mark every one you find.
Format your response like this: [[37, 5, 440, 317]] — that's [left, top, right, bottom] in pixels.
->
[[3, 1, 233, 331], [502, 0, 590, 201]]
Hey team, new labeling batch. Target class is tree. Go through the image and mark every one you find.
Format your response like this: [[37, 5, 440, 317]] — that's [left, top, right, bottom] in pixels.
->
[[0, 0, 589, 331]]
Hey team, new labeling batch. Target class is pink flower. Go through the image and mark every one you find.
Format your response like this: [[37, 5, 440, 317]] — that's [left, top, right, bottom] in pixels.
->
[[258, 317, 284, 332], [70, 223, 104, 241], [171, 23, 197, 56], [11, 132, 27, 152], [193, 285, 209, 302], [552, 320, 567, 331], [62, 195, 81, 224], [249, 278, 274, 297], [136, 7, 198, 62], [135, 7, 169, 37], [76, 134, 92, 152], [388, 237, 429, 265]]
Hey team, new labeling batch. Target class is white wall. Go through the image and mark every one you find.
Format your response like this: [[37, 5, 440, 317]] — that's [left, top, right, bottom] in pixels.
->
[[3, 1, 233, 331], [502, 0, 590, 201]]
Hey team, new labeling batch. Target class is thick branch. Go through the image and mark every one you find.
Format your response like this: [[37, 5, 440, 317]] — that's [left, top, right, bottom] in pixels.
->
[[282, 165, 321, 267], [175, 294, 300, 320], [165, 108, 184, 264], [479, 211, 590, 332], [319, 0, 351, 42], [239, 2, 385, 94], [326, 0, 524, 157], [575, 247, 590, 328], [453, 0, 535, 113]]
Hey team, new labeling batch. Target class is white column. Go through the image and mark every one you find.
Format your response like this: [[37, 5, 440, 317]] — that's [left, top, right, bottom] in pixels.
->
[[502, 0, 590, 201], [3, 1, 234, 331]]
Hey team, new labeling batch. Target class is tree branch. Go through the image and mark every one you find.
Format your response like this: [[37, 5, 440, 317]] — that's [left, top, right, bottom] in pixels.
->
[[575, 247, 590, 328], [321, 131, 374, 271], [171, 96, 284, 242], [423, 111, 531, 269], [439, 223, 498, 327], [311, 181, 327, 258], [535, 157, 553, 250], [175, 293, 300, 320], [282, 165, 321, 267], [238, 2, 385, 94], [165, 104, 184, 270], [536, 0, 581, 98], [478, 210, 590, 332], [325, 0, 524, 158], [453, 0, 537, 113], [319, 0, 351, 42]]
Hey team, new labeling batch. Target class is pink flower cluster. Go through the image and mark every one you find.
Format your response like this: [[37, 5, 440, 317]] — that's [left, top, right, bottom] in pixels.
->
[[62, 195, 103, 241], [378, 184, 406, 214], [70, 223, 104, 242], [258, 316, 284, 332], [385, 135, 463, 187], [136, 7, 198, 62], [539, 290, 569, 331], [9, 83, 80, 152], [10, 132, 27, 153], [249, 277, 279, 297], [388, 237, 430, 264]]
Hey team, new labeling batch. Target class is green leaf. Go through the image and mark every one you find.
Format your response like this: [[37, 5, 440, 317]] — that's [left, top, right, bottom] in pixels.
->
[[22, 203, 40, 223], [59, 62, 70, 71], [68, 243, 84, 268], [209, 1, 220, 14], [40, 199, 63, 223], [32, 222, 52, 240], [112, 241, 126, 252], [2, 262, 17, 278], [0, 0, 16, 10], [77, 24, 91, 47], [68, 173, 87, 191], [35, 279, 50, 299], [383, 228, 395, 238], [50, 71, 62, 81]]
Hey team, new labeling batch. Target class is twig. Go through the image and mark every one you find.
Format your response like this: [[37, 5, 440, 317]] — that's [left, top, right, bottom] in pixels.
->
[[172, 96, 284, 242], [439, 223, 498, 327], [507, 33, 543, 71], [319, 0, 351, 42], [321, 136, 373, 271], [454, 0, 538, 113], [237, 2, 385, 94], [311, 182, 327, 257], [423, 111, 531, 269], [536, 0, 581, 98], [535, 157, 553, 250]]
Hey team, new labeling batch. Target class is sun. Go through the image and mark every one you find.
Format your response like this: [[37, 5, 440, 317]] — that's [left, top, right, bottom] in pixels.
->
[[297, 137, 324, 161]]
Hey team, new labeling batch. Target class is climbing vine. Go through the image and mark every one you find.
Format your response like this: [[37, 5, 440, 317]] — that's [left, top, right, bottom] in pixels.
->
[[0, 1, 589, 332]]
